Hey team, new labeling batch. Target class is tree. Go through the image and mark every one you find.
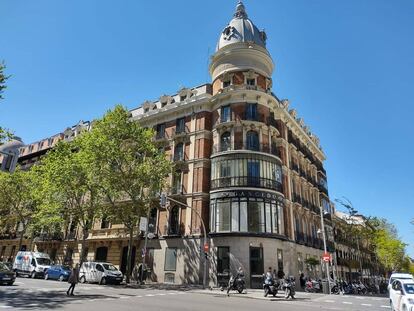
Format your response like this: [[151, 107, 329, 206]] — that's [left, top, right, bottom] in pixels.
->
[[36, 138, 104, 267], [0, 168, 37, 251], [0, 61, 9, 100], [81, 105, 172, 283]]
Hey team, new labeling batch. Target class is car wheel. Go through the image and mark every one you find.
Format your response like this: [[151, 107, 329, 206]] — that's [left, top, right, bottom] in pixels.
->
[[80, 276, 86, 284], [59, 275, 64, 282], [30, 271, 36, 279], [100, 277, 107, 285], [44, 273, 49, 280]]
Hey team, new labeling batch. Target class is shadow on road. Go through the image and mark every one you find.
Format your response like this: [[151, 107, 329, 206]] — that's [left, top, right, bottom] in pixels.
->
[[0, 289, 117, 309]]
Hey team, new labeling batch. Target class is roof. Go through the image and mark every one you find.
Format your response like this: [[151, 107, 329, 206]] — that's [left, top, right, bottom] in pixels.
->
[[216, 1, 267, 52]]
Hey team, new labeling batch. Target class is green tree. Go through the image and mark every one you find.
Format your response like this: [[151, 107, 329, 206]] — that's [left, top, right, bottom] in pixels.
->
[[0, 168, 37, 251], [81, 105, 172, 283], [36, 139, 104, 267]]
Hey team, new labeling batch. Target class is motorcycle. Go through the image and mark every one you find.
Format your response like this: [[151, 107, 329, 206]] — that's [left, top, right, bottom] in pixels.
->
[[282, 276, 296, 299], [263, 274, 278, 297], [227, 271, 245, 294]]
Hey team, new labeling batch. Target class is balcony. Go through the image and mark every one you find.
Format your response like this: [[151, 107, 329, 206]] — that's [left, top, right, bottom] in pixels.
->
[[290, 163, 299, 173], [211, 176, 283, 192], [212, 143, 281, 159], [171, 126, 190, 141], [155, 131, 169, 142], [292, 193, 302, 205], [318, 183, 329, 196]]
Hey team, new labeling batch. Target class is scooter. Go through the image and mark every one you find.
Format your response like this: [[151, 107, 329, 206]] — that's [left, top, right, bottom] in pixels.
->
[[263, 274, 278, 297], [282, 276, 296, 299], [227, 271, 245, 294]]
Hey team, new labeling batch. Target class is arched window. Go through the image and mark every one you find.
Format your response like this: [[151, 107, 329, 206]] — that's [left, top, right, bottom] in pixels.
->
[[220, 132, 231, 151], [174, 143, 184, 161], [246, 131, 259, 151], [169, 206, 180, 235]]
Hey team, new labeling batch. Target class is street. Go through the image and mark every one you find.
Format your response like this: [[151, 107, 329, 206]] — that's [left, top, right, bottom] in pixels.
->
[[0, 278, 391, 311]]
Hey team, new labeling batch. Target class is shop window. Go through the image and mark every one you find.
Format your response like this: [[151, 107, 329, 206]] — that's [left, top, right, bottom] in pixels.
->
[[246, 131, 259, 151], [248, 200, 265, 233], [216, 199, 230, 232], [220, 132, 231, 151], [164, 248, 177, 271]]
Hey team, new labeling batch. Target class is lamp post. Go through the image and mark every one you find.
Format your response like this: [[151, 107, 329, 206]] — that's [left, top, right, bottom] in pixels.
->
[[318, 205, 331, 294], [161, 193, 209, 289]]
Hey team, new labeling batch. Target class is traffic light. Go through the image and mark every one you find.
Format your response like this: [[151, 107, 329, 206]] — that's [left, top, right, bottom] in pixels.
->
[[159, 193, 167, 208]]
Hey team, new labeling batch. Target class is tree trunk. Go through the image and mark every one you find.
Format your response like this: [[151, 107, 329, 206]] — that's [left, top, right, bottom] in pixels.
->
[[79, 228, 88, 269], [125, 227, 134, 283], [18, 229, 25, 252]]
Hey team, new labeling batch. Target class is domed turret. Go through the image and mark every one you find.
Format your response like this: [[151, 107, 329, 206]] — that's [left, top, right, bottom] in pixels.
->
[[209, 1, 274, 88], [216, 1, 267, 51]]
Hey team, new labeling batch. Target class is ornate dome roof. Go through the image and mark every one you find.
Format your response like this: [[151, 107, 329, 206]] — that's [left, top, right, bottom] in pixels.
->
[[216, 1, 267, 52]]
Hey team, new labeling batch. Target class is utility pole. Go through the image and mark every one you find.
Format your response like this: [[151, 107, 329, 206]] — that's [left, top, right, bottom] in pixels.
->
[[160, 193, 209, 289], [319, 204, 331, 294]]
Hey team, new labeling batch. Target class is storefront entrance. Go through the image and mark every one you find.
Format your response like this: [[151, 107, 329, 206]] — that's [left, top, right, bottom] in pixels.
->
[[249, 246, 263, 288]]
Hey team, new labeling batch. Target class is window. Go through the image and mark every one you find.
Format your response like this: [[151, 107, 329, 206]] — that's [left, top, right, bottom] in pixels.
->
[[216, 199, 230, 232], [169, 206, 180, 235], [277, 249, 284, 272], [148, 208, 157, 233], [248, 200, 265, 232], [246, 131, 259, 150], [172, 171, 182, 194], [144, 108, 149, 113], [220, 132, 231, 151], [220, 105, 231, 123], [95, 247, 108, 262], [180, 95, 187, 101], [0, 246, 6, 260], [217, 247, 230, 274], [245, 103, 257, 120], [174, 143, 184, 161], [176, 117, 185, 133], [223, 80, 231, 88], [156, 123, 165, 139], [247, 160, 260, 185], [250, 247, 263, 275], [164, 248, 177, 271], [246, 78, 255, 86], [101, 217, 110, 229], [96, 264, 104, 272]]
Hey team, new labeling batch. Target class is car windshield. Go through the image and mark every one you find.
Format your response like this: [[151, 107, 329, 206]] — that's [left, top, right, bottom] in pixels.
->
[[404, 284, 414, 294], [36, 258, 51, 265], [103, 264, 117, 271], [0, 263, 10, 271]]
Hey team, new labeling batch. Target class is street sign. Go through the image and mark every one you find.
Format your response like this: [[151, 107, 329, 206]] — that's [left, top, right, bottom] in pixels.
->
[[139, 217, 148, 232], [203, 243, 209, 253], [322, 252, 331, 262]]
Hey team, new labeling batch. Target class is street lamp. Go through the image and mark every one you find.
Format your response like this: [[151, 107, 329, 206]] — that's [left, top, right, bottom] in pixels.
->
[[318, 206, 331, 294]]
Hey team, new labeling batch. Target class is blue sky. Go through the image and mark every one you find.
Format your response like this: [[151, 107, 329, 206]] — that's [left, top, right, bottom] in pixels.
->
[[1, 0, 413, 256]]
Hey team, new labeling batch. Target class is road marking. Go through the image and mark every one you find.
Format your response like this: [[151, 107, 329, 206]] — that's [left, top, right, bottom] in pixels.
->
[[380, 306, 391, 309], [324, 300, 335, 303], [145, 294, 155, 297], [157, 293, 166, 296], [0, 306, 12, 309], [119, 296, 130, 299], [342, 301, 353, 304], [135, 295, 143, 298], [361, 303, 372, 306]]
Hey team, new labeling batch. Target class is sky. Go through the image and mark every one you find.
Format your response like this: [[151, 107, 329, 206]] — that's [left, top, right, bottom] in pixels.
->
[[1, 0, 413, 256]]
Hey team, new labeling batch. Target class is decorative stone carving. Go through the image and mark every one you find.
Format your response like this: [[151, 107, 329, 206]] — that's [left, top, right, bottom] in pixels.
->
[[159, 95, 174, 106], [281, 99, 289, 109], [289, 109, 297, 118]]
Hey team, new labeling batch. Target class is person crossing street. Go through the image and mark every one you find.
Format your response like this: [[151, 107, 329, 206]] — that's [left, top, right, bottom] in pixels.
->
[[67, 264, 79, 296]]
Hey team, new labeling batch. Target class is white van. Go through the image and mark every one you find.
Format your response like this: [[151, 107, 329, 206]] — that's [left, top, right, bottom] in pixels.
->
[[13, 251, 52, 278], [79, 262, 123, 285]]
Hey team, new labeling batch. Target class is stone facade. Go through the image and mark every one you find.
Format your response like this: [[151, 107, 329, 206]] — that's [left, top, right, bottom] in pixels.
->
[[0, 2, 343, 287]]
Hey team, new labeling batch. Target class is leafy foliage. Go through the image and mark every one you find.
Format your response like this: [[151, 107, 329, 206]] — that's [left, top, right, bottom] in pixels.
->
[[0, 61, 9, 100]]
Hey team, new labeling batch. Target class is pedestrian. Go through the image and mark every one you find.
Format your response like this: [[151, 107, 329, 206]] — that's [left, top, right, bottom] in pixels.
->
[[67, 264, 79, 296], [299, 273, 306, 290]]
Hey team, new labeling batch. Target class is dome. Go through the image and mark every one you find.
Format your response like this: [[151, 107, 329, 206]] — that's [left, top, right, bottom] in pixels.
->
[[216, 1, 267, 52]]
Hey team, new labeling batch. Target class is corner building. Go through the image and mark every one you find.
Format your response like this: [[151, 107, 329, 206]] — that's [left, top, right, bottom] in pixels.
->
[[130, 2, 334, 288], [0, 2, 335, 288]]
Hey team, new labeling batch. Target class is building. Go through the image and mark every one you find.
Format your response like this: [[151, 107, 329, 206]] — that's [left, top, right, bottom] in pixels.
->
[[0, 2, 337, 287]]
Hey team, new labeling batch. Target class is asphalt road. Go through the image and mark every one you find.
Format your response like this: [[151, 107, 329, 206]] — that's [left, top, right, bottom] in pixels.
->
[[0, 277, 391, 311]]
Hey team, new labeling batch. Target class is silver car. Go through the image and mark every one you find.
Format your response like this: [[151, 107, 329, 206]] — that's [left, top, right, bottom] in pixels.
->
[[79, 262, 123, 285]]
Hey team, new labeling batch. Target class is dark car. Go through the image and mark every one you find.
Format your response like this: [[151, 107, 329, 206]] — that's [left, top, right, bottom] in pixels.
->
[[0, 262, 16, 285], [44, 265, 71, 281]]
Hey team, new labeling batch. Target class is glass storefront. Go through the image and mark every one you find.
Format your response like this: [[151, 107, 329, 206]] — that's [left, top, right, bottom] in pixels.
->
[[210, 190, 284, 235]]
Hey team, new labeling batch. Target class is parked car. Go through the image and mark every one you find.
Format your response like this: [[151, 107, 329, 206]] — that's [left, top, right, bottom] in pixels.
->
[[44, 265, 71, 281], [79, 262, 123, 285], [0, 262, 16, 285], [13, 251, 51, 278], [389, 279, 414, 311], [388, 273, 414, 291]]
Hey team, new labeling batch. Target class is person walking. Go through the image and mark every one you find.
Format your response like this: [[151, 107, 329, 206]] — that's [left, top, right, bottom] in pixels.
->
[[299, 273, 306, 290], [67, 264, 79, 296]]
